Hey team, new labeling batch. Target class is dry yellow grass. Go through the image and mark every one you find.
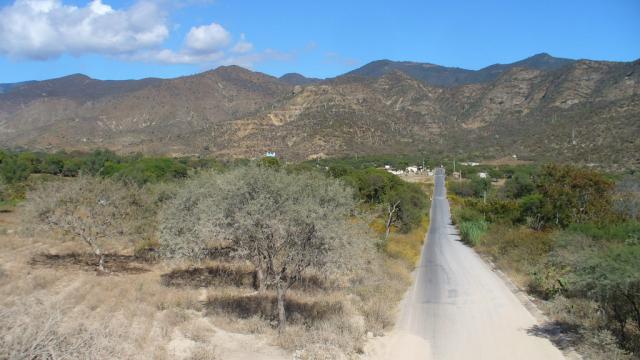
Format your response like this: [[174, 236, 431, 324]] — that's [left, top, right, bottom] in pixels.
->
[[384, 216, 429, 267], [0, 209, 288, 360], [0, 174, 435, 360]]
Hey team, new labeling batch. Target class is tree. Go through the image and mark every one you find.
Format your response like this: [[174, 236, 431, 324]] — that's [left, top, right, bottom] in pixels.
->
[[25, 176, 150, 272], [534, 164, 614, 227], [567, 244, 640, 347], [0, 155, 31, 184], [159, 166, 355, 332], [504, 172, 534, 199], [383, 183, 428, 233]]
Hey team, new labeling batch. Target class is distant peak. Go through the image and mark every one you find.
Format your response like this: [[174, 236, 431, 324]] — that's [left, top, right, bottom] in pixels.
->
[[279, 72, 321, 85], [530, 52, 553, 58], [60, 73, 92, 81], [214, 65, 250, 73], [280, 72, 306, 79]]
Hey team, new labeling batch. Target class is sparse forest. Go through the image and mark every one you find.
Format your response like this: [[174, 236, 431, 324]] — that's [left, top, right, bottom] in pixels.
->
[[0, 150, 431, 359]]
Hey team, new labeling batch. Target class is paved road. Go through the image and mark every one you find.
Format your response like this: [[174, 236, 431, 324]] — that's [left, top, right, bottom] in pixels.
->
[[392, 168, 565, 360]]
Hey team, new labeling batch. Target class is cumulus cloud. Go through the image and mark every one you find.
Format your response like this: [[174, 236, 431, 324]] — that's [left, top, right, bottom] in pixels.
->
[[0, 0, 169, 59], [185, 22, 230, 53], [0, 0, 291, 69]]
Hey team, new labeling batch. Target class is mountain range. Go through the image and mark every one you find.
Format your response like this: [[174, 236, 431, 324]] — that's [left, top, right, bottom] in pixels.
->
[[0, 53, 638, 168]]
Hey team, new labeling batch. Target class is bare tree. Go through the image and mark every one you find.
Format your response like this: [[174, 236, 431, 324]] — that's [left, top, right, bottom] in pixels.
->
[[384, 200, 400, 242], [160, 166, 355, 332], [24, 176, 151, 272]]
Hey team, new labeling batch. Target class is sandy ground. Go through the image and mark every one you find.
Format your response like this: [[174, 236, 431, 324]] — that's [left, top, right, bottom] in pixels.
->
[[0, 210, 289, 360], [366, 168, 566, 360]]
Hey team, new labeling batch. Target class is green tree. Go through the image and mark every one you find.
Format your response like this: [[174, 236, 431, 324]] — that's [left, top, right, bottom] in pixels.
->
[[504, 172, 535, 199], [534, 164, 614, 227], [0, 155, 31, 184]]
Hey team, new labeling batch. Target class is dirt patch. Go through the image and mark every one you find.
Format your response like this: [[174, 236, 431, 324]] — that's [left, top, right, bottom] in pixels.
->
[[30, 253, 150, 274], [162, 265, 327, 291], [205, 293, 343, 325]]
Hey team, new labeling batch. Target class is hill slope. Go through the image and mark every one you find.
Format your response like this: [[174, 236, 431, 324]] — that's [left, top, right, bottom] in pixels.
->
[[0, 55, 638, 168]]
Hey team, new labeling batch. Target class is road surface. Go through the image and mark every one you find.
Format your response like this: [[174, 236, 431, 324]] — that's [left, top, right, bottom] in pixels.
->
[[374, 168, 566, 360]]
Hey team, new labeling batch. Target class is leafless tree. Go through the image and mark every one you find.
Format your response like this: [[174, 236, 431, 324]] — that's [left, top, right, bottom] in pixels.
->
[[159, 166, 355, 332], [384, 200, 400, 242], [24, 176, 151, 272]]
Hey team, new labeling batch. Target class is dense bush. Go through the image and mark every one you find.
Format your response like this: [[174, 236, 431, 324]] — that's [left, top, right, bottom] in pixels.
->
[[534, 164, 614, 227], [448, 176, 490, 198], [503, 172, 535, 199], [450, 163, 640, 355], [103, 158, 189, 185], [0, 154, 31, 184], [329, 167, 428, 232]]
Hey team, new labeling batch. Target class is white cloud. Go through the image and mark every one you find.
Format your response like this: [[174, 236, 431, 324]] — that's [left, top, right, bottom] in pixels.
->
[[230, 33, 253, 54], [0, 0, 293, 69], [127, 48, 225, 65], [185, 22, 230, 53], [0, 0, 169, 59]]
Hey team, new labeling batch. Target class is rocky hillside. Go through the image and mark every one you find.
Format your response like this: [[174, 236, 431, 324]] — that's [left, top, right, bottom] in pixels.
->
[[0, 54, 638, 168]]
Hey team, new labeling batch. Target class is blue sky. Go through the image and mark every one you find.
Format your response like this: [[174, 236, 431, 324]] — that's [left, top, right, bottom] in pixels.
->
[[0, 0, 639, 82]]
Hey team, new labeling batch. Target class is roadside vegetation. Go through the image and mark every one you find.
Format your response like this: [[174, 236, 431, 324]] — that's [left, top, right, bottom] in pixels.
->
[[0, 149, 431, 359], [449, 164, 640, 358]]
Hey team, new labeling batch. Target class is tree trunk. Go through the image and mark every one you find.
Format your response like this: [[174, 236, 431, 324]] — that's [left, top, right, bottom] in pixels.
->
[[385, 201, 399, 242], [255, 266, 265, 292], [276, 281, 286, 334], [95, 248, 106, 273]]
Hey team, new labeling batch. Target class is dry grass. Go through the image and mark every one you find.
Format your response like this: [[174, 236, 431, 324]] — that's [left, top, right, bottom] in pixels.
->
[[0, 177, 432, 360], [384, 215, 429, 267], [0, 209, 281, 360]]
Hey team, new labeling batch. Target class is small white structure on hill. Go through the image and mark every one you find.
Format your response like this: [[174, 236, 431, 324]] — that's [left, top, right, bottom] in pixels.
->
[[264, 151, 276, 157], [478, 172, 488, 179]]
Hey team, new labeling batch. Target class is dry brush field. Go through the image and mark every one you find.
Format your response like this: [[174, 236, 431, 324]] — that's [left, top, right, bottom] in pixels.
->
[[0, 173, 432, 360]]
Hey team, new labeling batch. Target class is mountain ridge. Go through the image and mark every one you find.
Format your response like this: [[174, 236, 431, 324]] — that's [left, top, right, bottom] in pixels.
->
[[0, 54, 638, 169]]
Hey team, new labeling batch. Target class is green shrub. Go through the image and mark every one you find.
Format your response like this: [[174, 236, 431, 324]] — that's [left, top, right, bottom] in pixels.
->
[[458, 220, 488, 246], [534, 164, 614, 227], [451, 206, 483, 224], [109, 158, 189, 185], [330, 167, 428, 232], [567, 221, 640, 243], [503, 172, 535, 199], [0, 155, 31, 184]]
